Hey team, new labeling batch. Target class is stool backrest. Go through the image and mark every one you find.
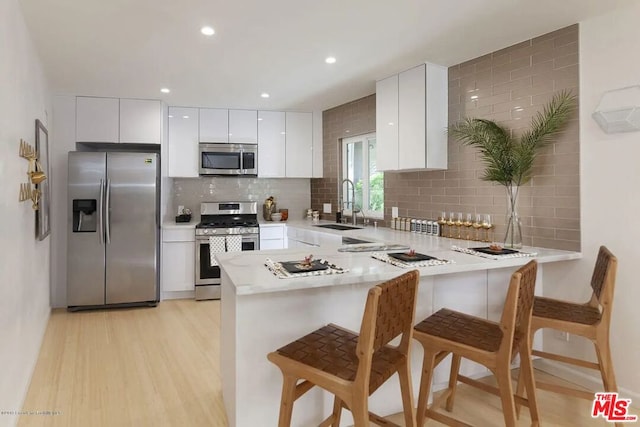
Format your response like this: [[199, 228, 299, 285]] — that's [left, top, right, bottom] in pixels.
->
[[589, 246, 617, 325], [356, 270, 420, 374], [499, 260, 538, 360]]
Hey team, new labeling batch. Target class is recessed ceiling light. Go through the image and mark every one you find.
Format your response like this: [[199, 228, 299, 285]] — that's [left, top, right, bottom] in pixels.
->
[[258, 118, 263, 121], [470, 95, 479, 100], [182, 115, 189, 119], [280, 132, 286, 135], [201, 26, 215, 36], [160, 88, 170, 94], [168, 115, 173, 118], [325, 56, 337, 64], [261, 93, 270, 98], [388, 122, 395, 126]]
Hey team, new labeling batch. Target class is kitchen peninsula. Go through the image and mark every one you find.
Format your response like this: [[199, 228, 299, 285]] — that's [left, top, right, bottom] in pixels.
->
[[219, 222, 581, 427]]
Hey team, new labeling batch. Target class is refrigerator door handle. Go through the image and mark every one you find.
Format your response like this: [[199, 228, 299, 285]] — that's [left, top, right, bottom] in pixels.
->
[[98, 179, 105, 245], [105, 179, 111, 244]]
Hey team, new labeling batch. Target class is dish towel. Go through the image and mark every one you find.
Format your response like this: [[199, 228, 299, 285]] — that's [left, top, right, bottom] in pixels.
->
[[226, 235, 242, 252], [209, 236, 226, 266]]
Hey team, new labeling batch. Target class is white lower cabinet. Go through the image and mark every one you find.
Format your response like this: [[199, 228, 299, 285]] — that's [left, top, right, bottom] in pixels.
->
[[260, 224, 286, 250], [161, 229, 195, 293]]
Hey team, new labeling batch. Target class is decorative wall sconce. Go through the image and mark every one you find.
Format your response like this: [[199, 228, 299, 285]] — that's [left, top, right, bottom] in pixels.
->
[[592, 85, 640, 133], [18, 138, 46, 210]]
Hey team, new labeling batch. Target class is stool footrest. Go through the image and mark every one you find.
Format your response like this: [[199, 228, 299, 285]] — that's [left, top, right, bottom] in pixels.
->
[[536, 381, 595, 401], [458, 375, 531, 408], [532, 349, 600, 370], [424, 408, 473, 427]]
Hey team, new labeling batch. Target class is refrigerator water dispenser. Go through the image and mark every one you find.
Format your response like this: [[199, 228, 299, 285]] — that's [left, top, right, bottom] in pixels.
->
[[72, 199, 97, 232]]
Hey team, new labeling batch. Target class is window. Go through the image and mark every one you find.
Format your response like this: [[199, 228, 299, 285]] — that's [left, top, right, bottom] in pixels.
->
[[341, 133, 383, 218]]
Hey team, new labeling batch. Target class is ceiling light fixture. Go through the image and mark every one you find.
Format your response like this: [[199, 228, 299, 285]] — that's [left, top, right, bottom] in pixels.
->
[[160, 88, 170, 94], [325, 56, 337, 64], [201, 26, 215, 36], [261, 93, 270, 98]]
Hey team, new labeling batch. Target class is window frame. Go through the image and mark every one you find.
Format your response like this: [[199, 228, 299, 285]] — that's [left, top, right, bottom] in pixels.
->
[[341, 132, 383, 220]]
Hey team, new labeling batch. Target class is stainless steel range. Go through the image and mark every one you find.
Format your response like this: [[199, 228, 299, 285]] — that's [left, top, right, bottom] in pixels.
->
[[195, 201, 259, 300]]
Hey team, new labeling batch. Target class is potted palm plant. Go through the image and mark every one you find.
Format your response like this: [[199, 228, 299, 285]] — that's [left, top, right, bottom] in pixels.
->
[[449, 90, 576, 248]]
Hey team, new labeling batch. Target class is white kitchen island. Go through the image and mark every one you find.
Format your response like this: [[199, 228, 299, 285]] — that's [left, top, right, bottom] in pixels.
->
[[219, 222, 581, 427]]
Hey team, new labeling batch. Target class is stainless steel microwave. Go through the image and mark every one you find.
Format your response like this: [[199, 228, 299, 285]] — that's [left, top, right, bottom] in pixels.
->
[[199, 143, 258, 176]]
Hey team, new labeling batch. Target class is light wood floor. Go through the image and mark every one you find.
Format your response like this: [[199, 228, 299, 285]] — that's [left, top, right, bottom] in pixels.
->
[[19, 299, 636, 426]]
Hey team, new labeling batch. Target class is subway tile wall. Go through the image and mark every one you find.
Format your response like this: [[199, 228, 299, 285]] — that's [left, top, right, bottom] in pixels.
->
[[312, 25, 580, 251], [311, 94, 376, 220], [171, 178, 311, 223]]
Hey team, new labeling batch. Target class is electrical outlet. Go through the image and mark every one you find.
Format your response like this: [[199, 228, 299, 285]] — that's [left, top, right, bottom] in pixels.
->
[[323, 203, 332, 214], [556, 331, 570, 342]]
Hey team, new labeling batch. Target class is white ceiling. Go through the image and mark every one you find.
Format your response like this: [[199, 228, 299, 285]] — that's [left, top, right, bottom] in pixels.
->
[[19, 0, 629, 111]]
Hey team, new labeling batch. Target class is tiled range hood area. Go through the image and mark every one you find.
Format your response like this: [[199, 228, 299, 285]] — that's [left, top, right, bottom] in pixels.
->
[[312, 24, 580, 251]]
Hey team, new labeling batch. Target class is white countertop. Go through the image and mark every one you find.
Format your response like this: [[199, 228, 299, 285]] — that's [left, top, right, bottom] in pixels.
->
[[217, 220, 582, 296]]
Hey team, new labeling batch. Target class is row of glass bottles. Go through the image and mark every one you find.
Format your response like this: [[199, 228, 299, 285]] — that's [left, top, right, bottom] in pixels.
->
[[437, 212, 494, 242], [390, 217, 441, 236]]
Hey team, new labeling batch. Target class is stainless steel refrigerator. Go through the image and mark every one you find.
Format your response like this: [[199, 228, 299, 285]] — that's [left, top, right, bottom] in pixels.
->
[[67, 152, 160, 309]]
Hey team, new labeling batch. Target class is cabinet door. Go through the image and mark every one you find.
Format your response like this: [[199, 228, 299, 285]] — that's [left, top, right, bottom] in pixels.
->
[[425, 63, 448, 169], [258, 111, 286, 177], [119, 99, 162, 144], [229, 110, 258, 144], [199, 108, 229, 142], [161, 242, 195, 292], [375, 75, 399, 171], [260, 239, 285, 250], [76, 96, 119, 143], [399, 64, 426, 170], [285, 112, 313, 177], [168, 107, 199, 177]]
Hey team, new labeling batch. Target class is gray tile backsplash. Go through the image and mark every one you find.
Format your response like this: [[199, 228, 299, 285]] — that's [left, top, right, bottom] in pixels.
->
[[170, 177, 311, 222]]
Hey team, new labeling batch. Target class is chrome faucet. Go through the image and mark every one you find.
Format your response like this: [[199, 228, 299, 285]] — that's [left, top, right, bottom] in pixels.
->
[[340, 178, 360, 226]]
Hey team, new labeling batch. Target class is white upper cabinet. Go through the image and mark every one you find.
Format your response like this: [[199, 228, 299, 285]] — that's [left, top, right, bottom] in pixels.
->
[[375, 62, 448, 171], [199, 108, 229, 142], [229, 110, 258, 144], [76, 96, 119, 143], [76, 96, 161, 144], [257, 111, 286, 177], [285, 112, 313, 178], [375, 75, 399, 171], [168, 107, 199, 177], [120, 99, 162, 144]]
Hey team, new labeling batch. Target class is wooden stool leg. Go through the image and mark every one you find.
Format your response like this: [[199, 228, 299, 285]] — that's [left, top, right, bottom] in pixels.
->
[[350, 392, 369, 427], [594, 336, 618, 393], [330, 396, 343, 427], [417, 349, 438, 427], [515, 329, 537, 417], [398, 361, 417, 427], [494, 366, 517, 427], [445, 354, 461, 412], [277, 374, 298, 427], [519, 341, 540, 424]]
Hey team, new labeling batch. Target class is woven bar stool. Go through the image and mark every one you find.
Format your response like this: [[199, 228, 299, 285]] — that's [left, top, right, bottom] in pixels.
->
[[516, 246, 618, 409], [267, 270, 419, 427], [413, 261, 539, 427]]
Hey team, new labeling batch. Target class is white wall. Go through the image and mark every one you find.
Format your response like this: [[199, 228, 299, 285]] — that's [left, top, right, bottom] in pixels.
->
[[0, 0, 52, 424], [541, 4, 640, 399]]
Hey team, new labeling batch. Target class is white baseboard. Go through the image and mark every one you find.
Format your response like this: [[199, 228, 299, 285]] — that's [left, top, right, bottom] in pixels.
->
[[161, 290, 195, 300], [534, 359, 640, 402]]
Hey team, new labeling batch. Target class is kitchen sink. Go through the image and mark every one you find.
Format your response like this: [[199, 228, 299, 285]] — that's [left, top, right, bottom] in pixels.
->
[[338, 243, 410, 253], [314, 224, 362, 231], [341, 236, 373, 245]]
